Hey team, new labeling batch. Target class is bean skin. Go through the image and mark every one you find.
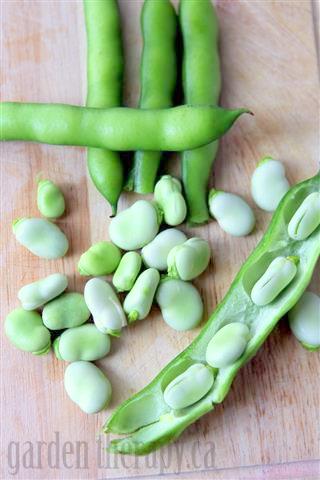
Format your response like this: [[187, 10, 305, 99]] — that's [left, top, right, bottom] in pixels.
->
[[0, 103, 250, 151], [84, 0, 124, 215]]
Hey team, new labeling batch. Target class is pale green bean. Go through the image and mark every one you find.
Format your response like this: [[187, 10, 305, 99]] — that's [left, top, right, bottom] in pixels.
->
[[288, 192, 320, 241], [18, 273, 68, 310], [54, 324, 111, 361], [109, 200, 162, 250], [163, 364, 214, 410], [156, 278, 203, 331], [251, 256, 298, 306], [288, 291, 320, 350], [84, 278, 126, 337], [206, 322, 250, 368], [167, 237, 210, 280], [42, 292, 90, 330], [13, 218, 68, 259], [37, 179, 65, 218], [112, 252, 142, 292], [141, 229, 187, 271], [78, 241, 121, 276], [5, 308, 51, 355], [64, 361, 112, 414], [124, 268, 160, 323]]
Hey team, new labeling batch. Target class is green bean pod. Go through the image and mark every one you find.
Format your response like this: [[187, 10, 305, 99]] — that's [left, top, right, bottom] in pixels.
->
[[180, 0, 221, 225], [0, 103, 251, 151], [104, 173, 320, 455], [84, 0, 124, 215], [130, 0, 177, 193]]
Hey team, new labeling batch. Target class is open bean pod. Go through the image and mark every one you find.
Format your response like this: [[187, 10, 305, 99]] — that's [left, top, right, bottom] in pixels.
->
[[104, 173, 320, 455]]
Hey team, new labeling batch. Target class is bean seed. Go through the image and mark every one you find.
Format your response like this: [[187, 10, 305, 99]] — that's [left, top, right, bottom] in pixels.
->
[[288, 192, 320, 241], [13, 217, 68, 259], [64, 361, 112, 414], [18, 273, 68, 310], [163, 363, 214, 410], [206, 322, 250, 368], [251, 256, 298, 306]]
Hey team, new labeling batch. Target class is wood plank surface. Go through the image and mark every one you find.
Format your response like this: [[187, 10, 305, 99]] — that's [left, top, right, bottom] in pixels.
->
[[0, 1, 319, 479]]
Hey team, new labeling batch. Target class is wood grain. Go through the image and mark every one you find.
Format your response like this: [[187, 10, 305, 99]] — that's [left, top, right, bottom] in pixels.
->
[[0, 1, 319, 479]]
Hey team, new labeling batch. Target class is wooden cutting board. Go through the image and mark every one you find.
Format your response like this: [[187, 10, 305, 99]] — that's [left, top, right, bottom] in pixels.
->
[[1, 1, 319, 479]]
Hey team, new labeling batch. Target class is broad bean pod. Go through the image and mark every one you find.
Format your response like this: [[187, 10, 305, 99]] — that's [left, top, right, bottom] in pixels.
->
[[0, 103, 250, 151], [180, 0, 221, 225], [130, 0, 177, 193], [104, 173, 320, 455], [84, 0, 124, 215]]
